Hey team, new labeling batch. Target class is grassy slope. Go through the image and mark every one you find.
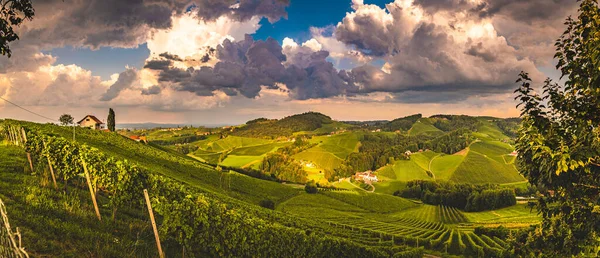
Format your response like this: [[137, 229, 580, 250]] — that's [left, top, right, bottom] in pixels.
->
[[408, 118, 443, 136], [463, 203, 540, 228], [430, 154, 464, 180], [16, 122, 301, 206], [450, 151, 524, 184], [294, 133, 360, 171]]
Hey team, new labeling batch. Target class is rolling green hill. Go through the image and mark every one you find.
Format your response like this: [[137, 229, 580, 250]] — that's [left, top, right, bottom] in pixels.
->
[[408, 118, 444, 136], [0, 115, 536, 257]]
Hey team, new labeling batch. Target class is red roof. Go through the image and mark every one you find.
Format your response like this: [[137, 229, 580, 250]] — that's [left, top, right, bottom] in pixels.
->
[[77, 115, 104, 124]]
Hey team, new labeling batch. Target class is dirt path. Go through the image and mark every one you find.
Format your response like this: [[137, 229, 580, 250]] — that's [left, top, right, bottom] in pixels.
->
[[428, 154, 441, 180], [348, 179, 375, 193]]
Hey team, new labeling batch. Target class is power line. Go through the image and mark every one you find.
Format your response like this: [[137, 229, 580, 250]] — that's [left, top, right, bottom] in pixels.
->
[[0, 96, 58, 122]]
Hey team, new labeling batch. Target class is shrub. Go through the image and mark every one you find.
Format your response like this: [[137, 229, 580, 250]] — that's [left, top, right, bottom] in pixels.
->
[[259, 199, 275, 210], [305, 181, 318, 194]]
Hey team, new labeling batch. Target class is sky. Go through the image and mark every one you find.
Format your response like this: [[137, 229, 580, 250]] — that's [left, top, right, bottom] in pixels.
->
[[0, 0, 577, 125]]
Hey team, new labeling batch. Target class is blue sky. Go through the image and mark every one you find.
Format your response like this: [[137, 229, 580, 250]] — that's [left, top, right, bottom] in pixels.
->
[[46, 0, 391, 80]]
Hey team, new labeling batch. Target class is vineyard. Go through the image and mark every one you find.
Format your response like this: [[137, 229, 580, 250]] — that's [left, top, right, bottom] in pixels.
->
[[280, 193, 509, 257], [0, 120, 425, 257]]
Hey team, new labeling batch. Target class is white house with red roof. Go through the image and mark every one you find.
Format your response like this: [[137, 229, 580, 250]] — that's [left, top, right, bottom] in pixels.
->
[[77, 115, 104, 130]]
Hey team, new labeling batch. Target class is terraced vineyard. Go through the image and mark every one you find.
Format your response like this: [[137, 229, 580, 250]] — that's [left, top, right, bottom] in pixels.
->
[[278, 192, 524, 257]]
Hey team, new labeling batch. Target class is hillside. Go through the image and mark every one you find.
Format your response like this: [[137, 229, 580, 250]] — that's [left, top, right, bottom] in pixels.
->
[[1, 119, 427, 257], [0, 113, 533, 257], [232, 112, 340, 138]]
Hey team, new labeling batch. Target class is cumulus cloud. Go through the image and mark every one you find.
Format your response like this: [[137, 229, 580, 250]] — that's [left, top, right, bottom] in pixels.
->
[[146, 35, 359, 100], [329, 0, 545, 102], [100, 68, 139, 101]]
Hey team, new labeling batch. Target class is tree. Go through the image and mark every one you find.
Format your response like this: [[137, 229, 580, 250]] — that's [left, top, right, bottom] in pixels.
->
[[304, 180, 318, 194], [512, 1, 600, 256], [1, 0, 34, 57], [107, 108, 115, 132], [59, 114, 74, 126]]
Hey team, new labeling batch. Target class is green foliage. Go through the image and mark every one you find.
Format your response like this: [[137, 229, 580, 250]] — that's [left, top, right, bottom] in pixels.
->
[[396, 180, 516, 212], [380, 114, 422, 132], [107, 108, 115, 132], [58, 114, 74, 126], [261, 153, 307, 183], [0, 0, 34, 57], [234, 112, 334, 138], [305, 180, 318, 194], [258, 199, 275, 210], [512, 1, 600, 256]]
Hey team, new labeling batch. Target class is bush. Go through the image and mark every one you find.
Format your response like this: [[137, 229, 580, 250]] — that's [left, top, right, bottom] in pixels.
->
[[305, 181, 318, 194], [259, 199, 275, 210]]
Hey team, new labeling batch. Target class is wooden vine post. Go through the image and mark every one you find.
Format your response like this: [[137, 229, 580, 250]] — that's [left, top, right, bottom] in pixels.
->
[[20, 127, 34, 173], [81, 159, 101, 221], [144, 189, 164, 258], [42, 140, 58, 189]]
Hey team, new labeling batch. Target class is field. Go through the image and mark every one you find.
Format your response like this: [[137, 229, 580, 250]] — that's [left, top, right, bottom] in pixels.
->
[[408, 118, 443, 136], [293, 133, 360, 172]]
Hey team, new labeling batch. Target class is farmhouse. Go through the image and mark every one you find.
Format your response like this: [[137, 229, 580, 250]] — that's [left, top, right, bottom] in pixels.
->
[[129, 135, 148, 143], [77, 115, 104, 130], [355, 171, 378, 182]]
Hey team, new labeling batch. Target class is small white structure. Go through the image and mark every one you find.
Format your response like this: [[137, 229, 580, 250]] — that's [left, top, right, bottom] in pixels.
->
[[405, 150, 412, 156]]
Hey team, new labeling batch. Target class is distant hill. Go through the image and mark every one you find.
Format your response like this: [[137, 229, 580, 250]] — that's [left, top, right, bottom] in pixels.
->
[[233, 112, 336, 138]]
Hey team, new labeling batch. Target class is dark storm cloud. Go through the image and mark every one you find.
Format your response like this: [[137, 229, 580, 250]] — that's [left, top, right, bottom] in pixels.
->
[[100, 68, 138, 101], [475, 0, 575, 23], [14, 0, 289, 50], [141, 85, 162, 95], [144, 59, 172, 70], [159, 53, 183, 62], [151, 35, 357, 100]]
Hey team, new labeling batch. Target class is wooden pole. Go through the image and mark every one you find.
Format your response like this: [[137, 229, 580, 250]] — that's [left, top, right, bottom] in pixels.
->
[[82, 159, 101, 221], [20, 127, 27, 143], [43, 140, 58, 189], [26, 152, 34, 172], [144, 189, 164, 258]]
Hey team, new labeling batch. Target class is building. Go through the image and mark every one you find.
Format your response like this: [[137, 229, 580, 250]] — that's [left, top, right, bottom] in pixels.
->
[[129, 135, 148, 143], [77, 115, 104, 130], [355, 171, 378, 182]]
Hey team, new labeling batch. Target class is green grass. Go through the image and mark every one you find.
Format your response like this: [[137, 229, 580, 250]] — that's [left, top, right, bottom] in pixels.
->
[[451, 151, 524, 184], [220, 155, 263, 167], [204, 136, 272, 152], [408, 118, 443, 136], [463, 204, 540, 228], [475, 121, 509, 141], [430, 154, 465, 180], [470, 141, 514, 164], [229, 142, 290, 156], [320, 191, 417, 213], [377, 159, 431, 182], [277, 193, 367, 214], [293, 146, 343, 170]]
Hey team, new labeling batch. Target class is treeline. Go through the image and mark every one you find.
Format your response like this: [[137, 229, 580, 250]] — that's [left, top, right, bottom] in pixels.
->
[[395, 180, 516, 212], [259, 137, 315, 183], [150, 134, 206, 145], [3, 121, 408, 258], [380, 114, 422, 132], [430, 115, 480, 131], [234, 112, 333, 138]]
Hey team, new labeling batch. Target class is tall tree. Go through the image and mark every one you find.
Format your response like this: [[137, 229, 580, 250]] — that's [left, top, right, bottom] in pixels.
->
[[1, 0, 34, 57], [107, 108, 115, 132], [512, 0, 600, 256], [59, 114, 74, 126]]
